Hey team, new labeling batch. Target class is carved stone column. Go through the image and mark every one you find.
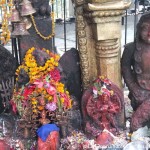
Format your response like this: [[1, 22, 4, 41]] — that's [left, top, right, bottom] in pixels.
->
[[76, 0, 131, 89], [76, 1, 97, 89]]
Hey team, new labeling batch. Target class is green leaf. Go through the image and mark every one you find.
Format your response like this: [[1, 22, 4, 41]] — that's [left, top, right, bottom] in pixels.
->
[[46, 75, 50, 82], [57, 94, 62, 112]]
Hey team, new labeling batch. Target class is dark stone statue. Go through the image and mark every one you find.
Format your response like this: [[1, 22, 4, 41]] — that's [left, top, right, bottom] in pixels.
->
[[59, 48, 82, 102], [121, 13, 150, 131], [0, 45, 16, 82], [81, 77, 124, 144], [19, 0, 52, 60], [0, 45, 16, 113]]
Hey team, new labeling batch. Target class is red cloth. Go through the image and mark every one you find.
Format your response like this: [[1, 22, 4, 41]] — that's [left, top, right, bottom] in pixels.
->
[[0, 140, 10, 150], [37, 131, 59, 150]]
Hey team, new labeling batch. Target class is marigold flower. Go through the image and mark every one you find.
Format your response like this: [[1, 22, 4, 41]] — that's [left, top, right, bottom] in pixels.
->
[[60, 98, 64, 103], [37, 105, 44, 111], [33, 109, 38, 113], [13, 47, 72, 118], [32, 101, 37, 105]]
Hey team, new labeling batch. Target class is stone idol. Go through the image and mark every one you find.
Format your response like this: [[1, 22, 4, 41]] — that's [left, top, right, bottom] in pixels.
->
[[122, 12, 150, 131], [82, 76, 124, 145]]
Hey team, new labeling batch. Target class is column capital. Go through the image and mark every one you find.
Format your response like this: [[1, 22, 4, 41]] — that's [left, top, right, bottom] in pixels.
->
[[83, 0, 131, 41], [84, 0, 131, 11]]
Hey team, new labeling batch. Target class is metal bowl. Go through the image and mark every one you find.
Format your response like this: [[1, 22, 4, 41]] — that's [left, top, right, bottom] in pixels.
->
[[123, 141, 148, 150]]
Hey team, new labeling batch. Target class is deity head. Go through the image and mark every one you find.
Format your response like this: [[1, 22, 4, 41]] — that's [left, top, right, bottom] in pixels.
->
[[32, 49, 50, 66], [101, 93, 110, 102], [139, 20, 150, 44], [136, 13, 150, 44]]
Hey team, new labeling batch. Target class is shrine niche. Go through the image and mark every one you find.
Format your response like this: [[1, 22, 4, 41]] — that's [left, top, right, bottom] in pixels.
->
[[121, 12, 150, 131], [82, 76, 124, 145]]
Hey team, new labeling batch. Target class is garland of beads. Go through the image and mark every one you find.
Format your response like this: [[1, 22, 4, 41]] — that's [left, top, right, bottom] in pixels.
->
[[0, 0, 13, 44], [30, 0, 55, 40]]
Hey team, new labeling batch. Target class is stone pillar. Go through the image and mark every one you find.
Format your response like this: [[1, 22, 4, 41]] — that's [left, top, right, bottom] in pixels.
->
[[75, 0, 131, 89]]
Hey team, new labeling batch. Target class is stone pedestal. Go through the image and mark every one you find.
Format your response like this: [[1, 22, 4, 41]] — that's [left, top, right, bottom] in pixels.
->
[[76, 0, 131, 89]]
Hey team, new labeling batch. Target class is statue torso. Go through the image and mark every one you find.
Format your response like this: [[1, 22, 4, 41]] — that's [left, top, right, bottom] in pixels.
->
[[134, 45, 150, 90]]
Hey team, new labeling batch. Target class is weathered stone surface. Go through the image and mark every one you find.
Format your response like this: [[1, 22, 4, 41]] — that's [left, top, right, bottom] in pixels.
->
[[59, 48, 82, 102], [0, 46, 16, 113], [121, 13, 150, 131]]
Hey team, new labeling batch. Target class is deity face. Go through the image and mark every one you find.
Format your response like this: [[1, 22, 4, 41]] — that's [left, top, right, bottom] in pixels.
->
[[140, 21, 150, 44], [101, 94, 110, 103]]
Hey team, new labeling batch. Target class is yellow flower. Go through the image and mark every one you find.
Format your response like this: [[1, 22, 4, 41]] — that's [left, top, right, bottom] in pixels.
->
[[32, 101, 37, 105], [68, 99, 72, 109], [32, 105, 37, 109], [33, 109, 38, 113], [48, 96, 52, 101], [60, 98, 64, 103], [66, 91, 69, 95], [50, 57, 54, 63], [57, 87, 64, 93]]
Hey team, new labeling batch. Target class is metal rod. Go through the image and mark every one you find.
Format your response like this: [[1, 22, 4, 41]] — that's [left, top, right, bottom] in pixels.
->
[[134, 0, 138, 39], [17, 37, 22, 64], [143, 0, 146, 13], [14, 38, 19, 66], [75, 18, 78, 50], [125, 10, 128, 45], [52, 0, 55, 52], [11, 38, 15, 56], [64, 0, 67, 52]]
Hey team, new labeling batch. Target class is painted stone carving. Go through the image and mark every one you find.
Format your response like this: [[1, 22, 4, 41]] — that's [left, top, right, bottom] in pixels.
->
[[121, 13, 150, 131], [82, 76, 124, 145]]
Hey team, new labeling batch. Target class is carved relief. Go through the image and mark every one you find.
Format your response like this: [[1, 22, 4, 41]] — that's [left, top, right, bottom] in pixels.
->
[[84, 10, 124, 18], [95, 39, 121, 86], [76, 7, 90, 89], [96, 39, 119, 57], [75, 0, 85, 6], [0, 77, 14, 108], [86, 0, 120, 3]]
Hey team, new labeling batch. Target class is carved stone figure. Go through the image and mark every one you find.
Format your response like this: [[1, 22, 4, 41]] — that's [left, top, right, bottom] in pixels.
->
[[121, 12, 150, 131], [0, 45, 16, 113], [0, 45, 16, 82], [82, 76, 124, 144]]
